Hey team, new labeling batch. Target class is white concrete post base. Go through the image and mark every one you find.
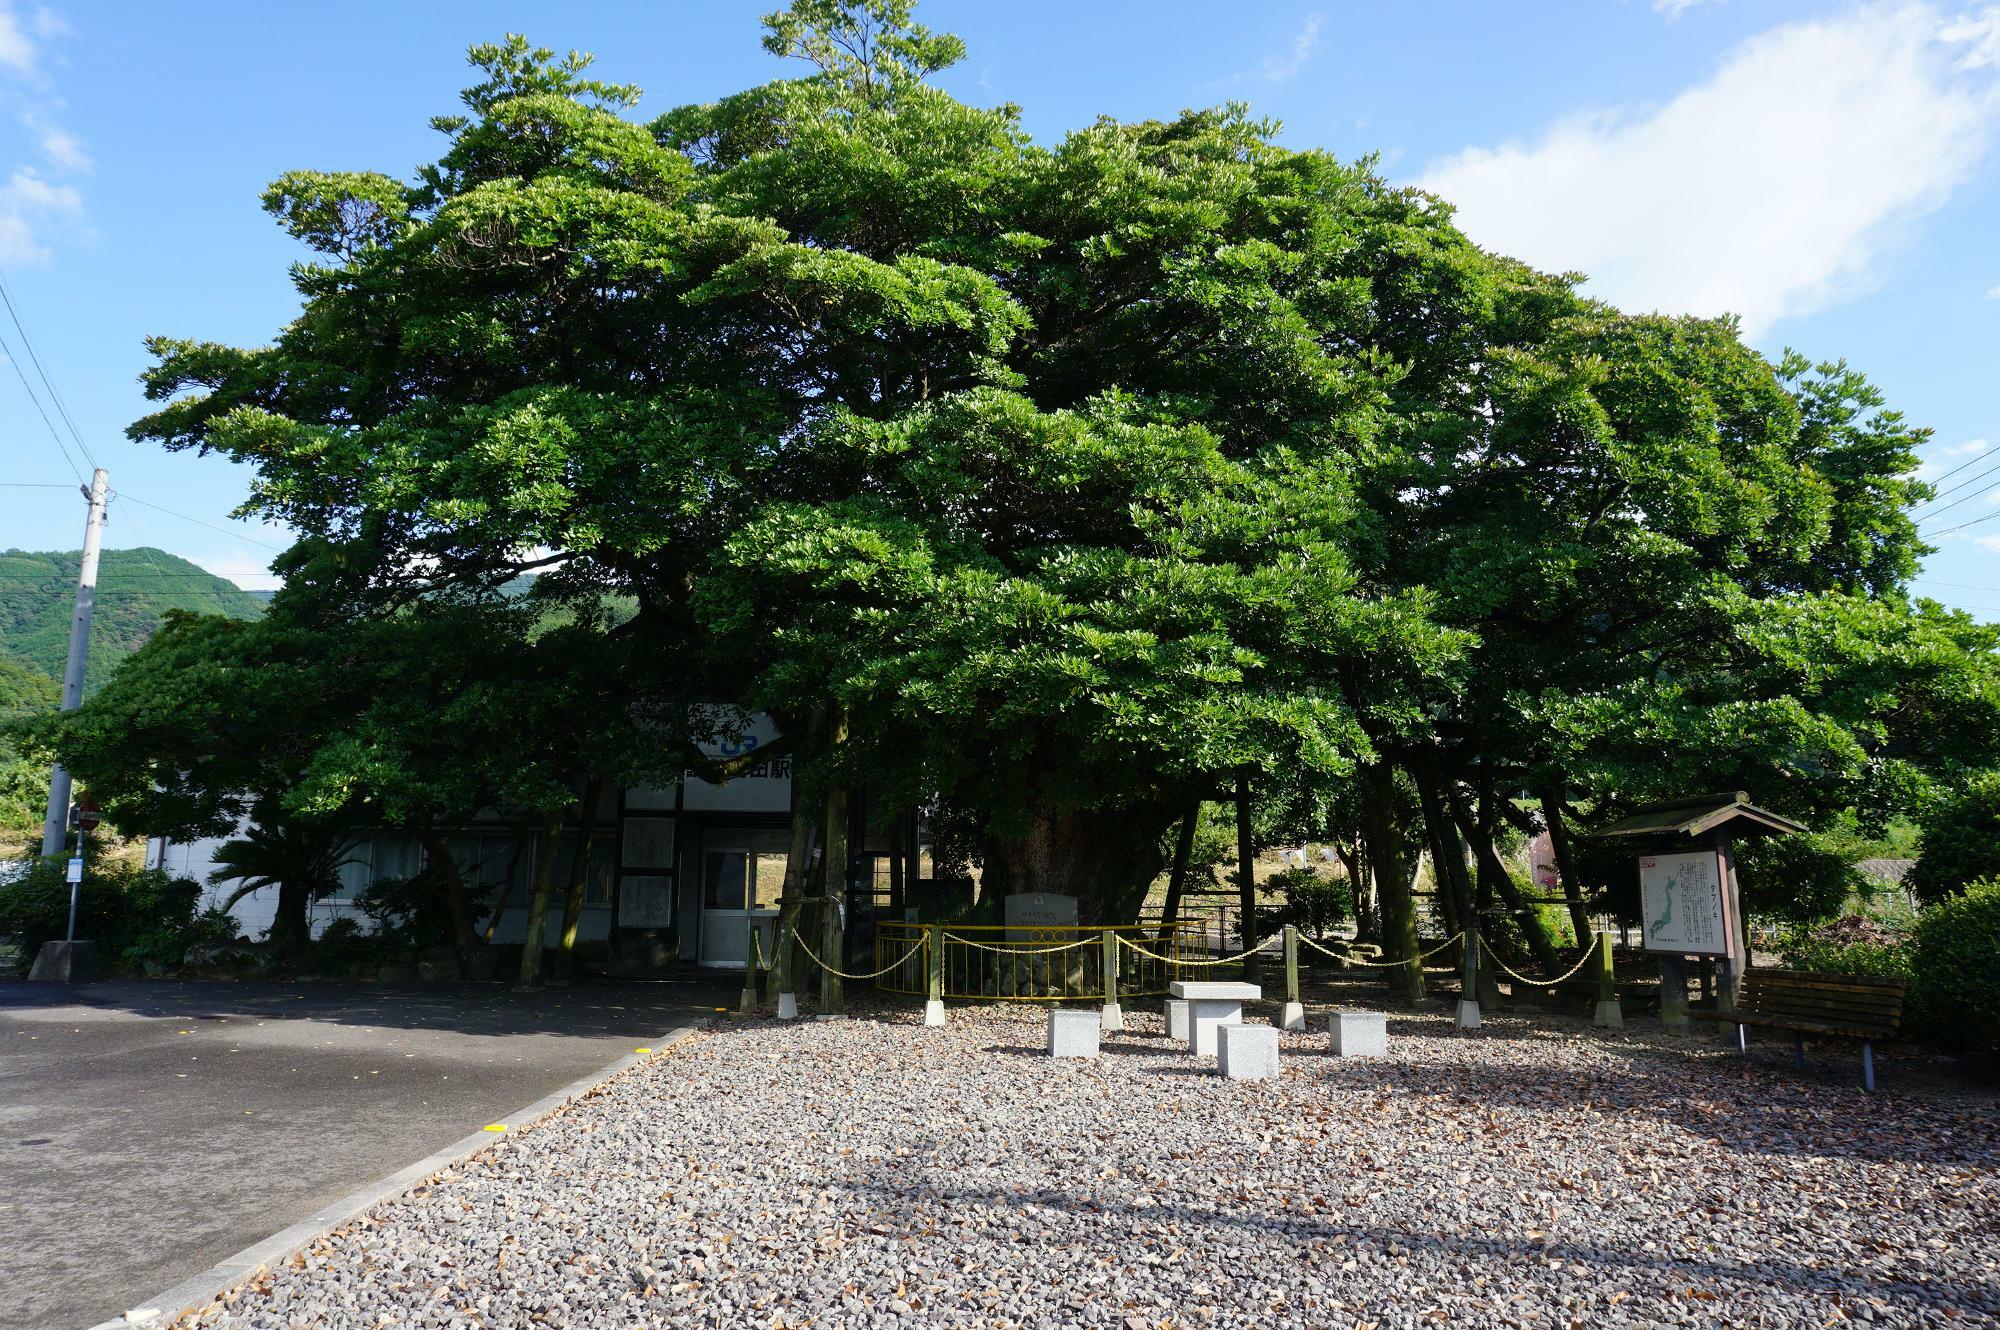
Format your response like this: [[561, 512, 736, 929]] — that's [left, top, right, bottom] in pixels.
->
[[1455, 998, 1482, 1029], [1166, 999, 1189, 1043], [923, 998, 946, 1027], [1593, 998, 1624, 1029], [1280, 1001, 1305, 1032], [776, 992, 799, 1020], [1100, 1002, 1123, 1033]]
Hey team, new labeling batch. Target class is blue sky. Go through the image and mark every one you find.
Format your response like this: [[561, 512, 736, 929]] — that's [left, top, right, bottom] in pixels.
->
[[1, 0, 1997, 619]]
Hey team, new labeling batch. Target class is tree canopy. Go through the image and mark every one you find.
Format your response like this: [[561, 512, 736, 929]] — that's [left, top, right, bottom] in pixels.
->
[[47, 1, 2000, 962]]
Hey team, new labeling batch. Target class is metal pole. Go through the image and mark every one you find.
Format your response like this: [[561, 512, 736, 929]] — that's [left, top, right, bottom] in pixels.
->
[[42, 468, 108, 859], [66, 826, 85, 942]]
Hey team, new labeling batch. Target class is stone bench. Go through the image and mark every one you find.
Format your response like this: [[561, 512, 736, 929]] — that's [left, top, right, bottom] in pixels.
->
[[1217, 1023, 1279, 1081], [1327, 1009, 1387, 1057], [1169, 980, 1261, 1056], [1047, 1008, 1100, 1058]]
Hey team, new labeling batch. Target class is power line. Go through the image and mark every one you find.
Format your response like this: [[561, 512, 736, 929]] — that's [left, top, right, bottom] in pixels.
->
[[1913, 578, 2000, 593], [113, 492, 287, 552], [1925, 507, 2000, 539], [0, 264, 97, 470], [0, 322, 86, 485], [1916, 445, 1997, 493], [1913, 455, 2000, 517], [1917, 478, 2000, 528]]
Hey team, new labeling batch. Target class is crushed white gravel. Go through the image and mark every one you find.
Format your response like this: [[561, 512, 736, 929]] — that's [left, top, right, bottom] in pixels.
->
[[173, 999, 1999, 1330]]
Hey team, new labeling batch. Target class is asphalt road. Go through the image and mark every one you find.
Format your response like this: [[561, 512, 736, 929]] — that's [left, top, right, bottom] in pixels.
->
[[0, 974, 736, 1330]]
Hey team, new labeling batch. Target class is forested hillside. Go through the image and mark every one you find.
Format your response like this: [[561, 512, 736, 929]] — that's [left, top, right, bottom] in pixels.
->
[[0, 547, 266, 696]]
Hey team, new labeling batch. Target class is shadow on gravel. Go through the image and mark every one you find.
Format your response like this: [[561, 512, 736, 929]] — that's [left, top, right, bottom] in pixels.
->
[[836, 1170, 2000, 1320]]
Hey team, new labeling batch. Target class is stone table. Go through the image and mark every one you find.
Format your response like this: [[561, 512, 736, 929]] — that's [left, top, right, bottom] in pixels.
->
[[1168, 980, 1261, 1055]]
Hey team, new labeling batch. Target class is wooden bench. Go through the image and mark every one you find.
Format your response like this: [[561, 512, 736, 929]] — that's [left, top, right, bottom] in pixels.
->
[[1697, 968, 1905, 1091]]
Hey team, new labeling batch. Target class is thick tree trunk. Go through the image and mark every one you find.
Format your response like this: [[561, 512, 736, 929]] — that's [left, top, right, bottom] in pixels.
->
[[1161, 801, 1199, 926], [1412, 762, 1477, 968], [555, 774, 606, 980], [1447, 781, 1563, 974], [514, 806, 565, 988], [821, 780, 849, 1015], [1236, 772, 1260, 981], [1337, 840, 1377, 943], [1359, 763, 1424, 999], [270, 879, 311, 950], [1539, 784, 1592, 941], [773, 797, 817, 1004], [980, 799, 1175, 925], [417, 829, 479, 949]]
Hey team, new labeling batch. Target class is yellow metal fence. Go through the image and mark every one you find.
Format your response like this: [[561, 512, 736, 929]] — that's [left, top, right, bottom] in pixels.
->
[[873, 923, 1204, 1003]]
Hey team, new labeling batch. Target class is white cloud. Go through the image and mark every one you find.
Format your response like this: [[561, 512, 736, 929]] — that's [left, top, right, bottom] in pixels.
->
[[1655, 0, 1721, 20], [1972, 533, 2000, 552], [1987, 282, 2000, 298], [0, 4, 84, 263], [1416, 4, 2000, 336], [1917, 437, 1988, 478], [1263, 12, 1324, 83], [0, 167, 79, 262]]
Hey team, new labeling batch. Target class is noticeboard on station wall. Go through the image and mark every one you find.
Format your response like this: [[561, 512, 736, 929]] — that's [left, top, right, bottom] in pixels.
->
[[679, 712, 793, 813], [1638, 849, 1732, 956]]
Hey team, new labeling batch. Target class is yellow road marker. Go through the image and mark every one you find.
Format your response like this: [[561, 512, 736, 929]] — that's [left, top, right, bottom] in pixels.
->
[[483, 1123, 507, 1132], [635, 1047, 652, 1054]]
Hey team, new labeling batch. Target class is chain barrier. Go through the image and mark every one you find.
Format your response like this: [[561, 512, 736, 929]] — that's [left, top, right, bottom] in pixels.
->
[[1296, 931, 1465, 968], [792, 932, 929, 982], [1117, 934, 1276, 967], [943, 933, 1097, 956], [1474, 931, 1601, 987]]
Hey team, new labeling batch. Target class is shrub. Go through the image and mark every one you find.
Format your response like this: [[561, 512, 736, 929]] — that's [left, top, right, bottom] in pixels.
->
[[1779, 914, 1913, 983], [1907, 877, 2000, 1054], [1908, 772, 2000, 904], [1259, 866, 1353, 939], [0, 850, 224, 971]]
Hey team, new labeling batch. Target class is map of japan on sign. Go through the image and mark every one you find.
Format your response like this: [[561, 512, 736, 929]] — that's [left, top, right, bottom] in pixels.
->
[[1639, 850, 1729, 956]]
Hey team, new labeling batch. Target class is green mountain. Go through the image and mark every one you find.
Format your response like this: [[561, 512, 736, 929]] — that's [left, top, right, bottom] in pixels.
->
[[0, 547, 267, 696]]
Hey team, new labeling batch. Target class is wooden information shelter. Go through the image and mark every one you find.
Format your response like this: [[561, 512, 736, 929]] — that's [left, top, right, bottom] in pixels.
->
[[1590, 792, 1803, 1036]]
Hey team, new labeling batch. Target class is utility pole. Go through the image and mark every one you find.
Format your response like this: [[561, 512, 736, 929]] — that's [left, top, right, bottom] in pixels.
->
[[40, 467, 108, 858]]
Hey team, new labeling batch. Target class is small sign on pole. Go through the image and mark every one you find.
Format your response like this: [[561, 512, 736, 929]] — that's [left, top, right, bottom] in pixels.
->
[[65, 856, 83, 885]]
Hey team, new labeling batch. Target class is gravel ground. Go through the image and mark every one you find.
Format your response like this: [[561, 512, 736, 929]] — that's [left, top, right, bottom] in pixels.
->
[[172, 999, 1999, 1330]]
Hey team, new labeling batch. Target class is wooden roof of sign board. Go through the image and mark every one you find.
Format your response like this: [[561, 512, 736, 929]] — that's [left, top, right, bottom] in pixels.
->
[[1588, 791, 1806, 842]]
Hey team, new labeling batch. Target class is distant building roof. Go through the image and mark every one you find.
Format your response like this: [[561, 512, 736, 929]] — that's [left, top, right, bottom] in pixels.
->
[[1589, 791, 1806, 842]]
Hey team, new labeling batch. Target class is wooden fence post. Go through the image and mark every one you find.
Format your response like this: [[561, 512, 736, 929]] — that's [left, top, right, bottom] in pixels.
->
[[924, 925, 945, 1027], [1457, 928, 1482, 1029], [1592, 930, 1622, 1029], [738, 919, 760, 1014], [1281, 925, 1304, 1030], [776, 915, 799, 1020], [1100, 928, 1124, 1032]]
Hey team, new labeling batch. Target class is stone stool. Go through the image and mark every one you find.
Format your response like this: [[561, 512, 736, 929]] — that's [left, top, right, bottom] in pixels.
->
[[1216, 1023, 1280, 1081], [1166, 999, 1189, 1043], [1048, 1008, 1100, 1058], [1328, 1009, 1388, 1056]]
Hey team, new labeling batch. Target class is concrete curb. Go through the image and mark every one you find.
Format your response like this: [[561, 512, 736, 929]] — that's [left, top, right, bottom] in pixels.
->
[[90, 1021, 705, 1330]]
